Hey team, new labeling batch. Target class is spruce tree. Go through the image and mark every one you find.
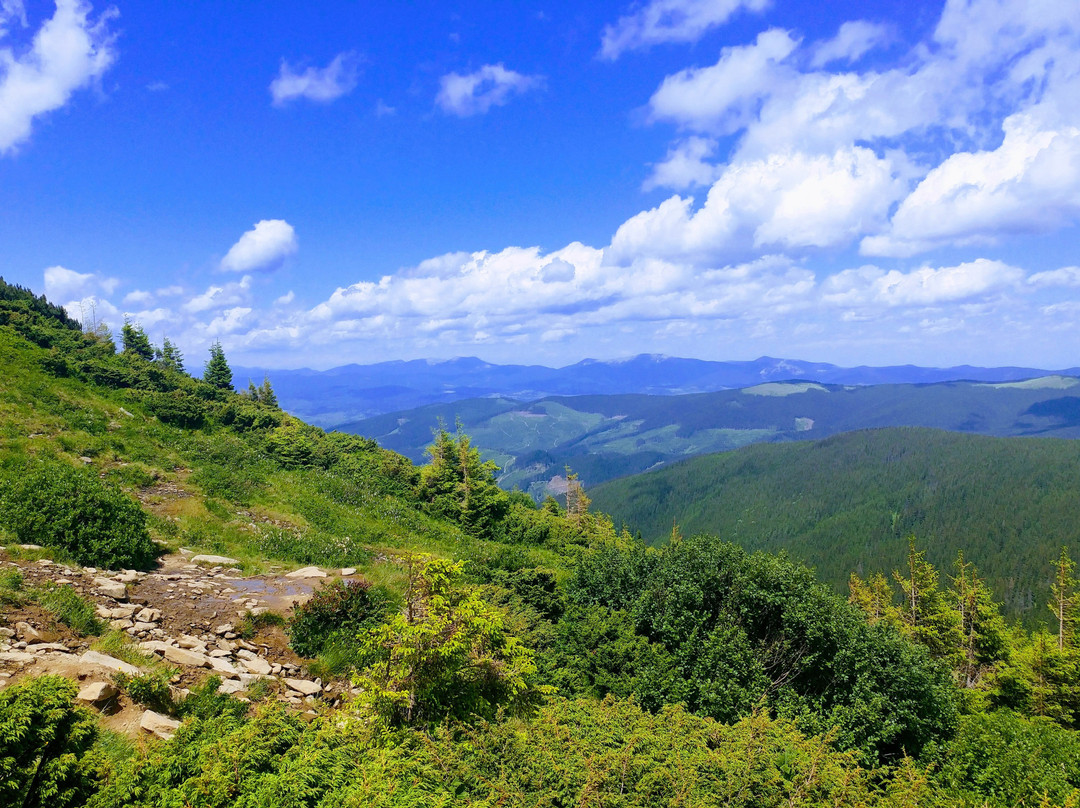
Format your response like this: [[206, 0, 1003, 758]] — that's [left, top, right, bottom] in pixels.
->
[[159, 337, 185, 373], [203, 341, 233, 390], [120, 319, 154, 361], [258, 376, 278, 408]]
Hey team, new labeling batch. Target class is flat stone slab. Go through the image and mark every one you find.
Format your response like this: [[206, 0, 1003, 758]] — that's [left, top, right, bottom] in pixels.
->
[[81, 651, 140, 675], [93, 578, 128, 601], [238, 656, 272, 675], [25, 643, 70, 653], [190, 555, 240, 566], [284, 678, 321, 696], [0, 651, 34, 664], [77, 681, 118, 704], [285, 566, 326, 579], [140, 710, 181, 740], [162, 646, 212, 668]]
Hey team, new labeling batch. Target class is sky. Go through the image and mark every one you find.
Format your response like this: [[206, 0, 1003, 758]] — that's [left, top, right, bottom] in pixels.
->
[[1, 0, 1079, 370]]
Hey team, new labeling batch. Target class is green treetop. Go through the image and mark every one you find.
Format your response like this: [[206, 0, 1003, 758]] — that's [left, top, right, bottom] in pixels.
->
[[120, 319, 154, 361], [203, 341, 233, 390]]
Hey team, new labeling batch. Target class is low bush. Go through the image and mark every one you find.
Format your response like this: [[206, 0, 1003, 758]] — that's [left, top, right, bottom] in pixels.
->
[[112, 671, 174, 714], [288, 578, 387, 658], [0, 461, 156, 569]]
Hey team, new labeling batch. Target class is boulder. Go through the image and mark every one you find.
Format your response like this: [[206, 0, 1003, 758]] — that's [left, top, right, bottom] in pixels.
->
[[340, 568, 357, 576], [136, 608, 162, 623], [15, 622, 42, 642], [162, 646, 211, 668], [238, 656, 272, 675], [0, 651, 34, 664], [93, 578, 128, 601], [140, 710, 181, 740], [284, 678, 321, 696], [80, 651, 140, 675], [285, 566, 326, 579], [77, 682, 118, 704], [209, 657, 239, 677]]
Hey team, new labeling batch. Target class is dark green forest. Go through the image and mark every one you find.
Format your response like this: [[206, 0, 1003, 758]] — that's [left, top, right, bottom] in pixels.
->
[[3, 277, 1080, 807], [591, 427, 1080, 620]]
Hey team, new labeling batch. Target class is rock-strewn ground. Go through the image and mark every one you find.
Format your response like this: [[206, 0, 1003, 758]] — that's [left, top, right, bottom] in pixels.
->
[[0, 548, 356, 740]]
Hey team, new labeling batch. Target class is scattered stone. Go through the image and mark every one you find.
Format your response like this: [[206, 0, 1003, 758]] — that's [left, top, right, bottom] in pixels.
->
[[94, 605, 113, 619], [285, 566, 326, 579], [209, 657, 239, 677], [114, 571, 141, 583], [340, 568, 357, 576], [190, 555, 240, 566], [0, 627, 14, 639], [77, 682, 118, 704], [26, 643, 70, 653], [238, 656, 272, 675], [109, 606, 138, 619], [54, 578, 72, 585], [213, 623, 235, 636], [176, 635, 207, 652], [93, 578, 127, 601], [80, 651, 140, 675], [163, 646, 212, 668], [35, 559, 53, 566], [0, 651, 34, 664], [284, 678, 321, 696], [136, 608, 162, 623], [17, 544, 43, 550], [218, 679, 246, 695], [140, 710, 181, 740], [110, 619, 133, 630], [79, 456, 93, 464], [132, 622, 157, 633], [118, 407, 133, 418], [15, 622, 42, 642]]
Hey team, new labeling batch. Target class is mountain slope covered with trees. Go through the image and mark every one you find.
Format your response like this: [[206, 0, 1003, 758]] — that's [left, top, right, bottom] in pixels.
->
[[2, 277, 1080, 806]]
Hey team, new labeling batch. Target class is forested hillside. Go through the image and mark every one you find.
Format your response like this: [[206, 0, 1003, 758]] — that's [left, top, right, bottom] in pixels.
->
[[3, 277, 1080, 807], [590, 428, 1080, 620], [342, 377, 1080, 498]]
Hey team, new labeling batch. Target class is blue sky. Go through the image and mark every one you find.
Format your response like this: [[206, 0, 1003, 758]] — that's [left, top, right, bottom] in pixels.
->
[[2, 0, 1079, 369]]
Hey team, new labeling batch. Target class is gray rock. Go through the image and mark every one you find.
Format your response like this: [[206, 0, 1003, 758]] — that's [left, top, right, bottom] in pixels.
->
[[140, 710, 181, 740], [0, 651, 34, 664], [284, 678, 321, 696], [285, 566, 326, 579], [133, 622, 157, 633], [136, 608, 162, 623], [77, 682, 118, 704], [162, 646, 212, 668], [114, 570, 141, 583], [138, 641, 174, 655], [93, 578, 127, 601], [15, 622, 42, 642], [209, 657, 239, 677], [0, 627, 14, 639], [26, 643, 70, 653], [238, 656, 272, 675], [80, 651, 141, 675], [213, 623, 234, 636], [218, 678, 246, 695], [110, 606, 138, 619], [340, 568, 357, 576]]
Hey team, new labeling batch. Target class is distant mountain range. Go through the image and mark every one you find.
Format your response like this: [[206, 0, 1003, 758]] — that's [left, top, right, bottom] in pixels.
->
[[334, 376, 1080, 500], [234, 355, 1080, 427]]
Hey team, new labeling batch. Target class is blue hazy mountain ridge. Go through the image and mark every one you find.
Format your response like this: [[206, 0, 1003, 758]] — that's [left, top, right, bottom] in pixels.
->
[[233, 355, 1080, 426], [333, 376, 1080, 499]]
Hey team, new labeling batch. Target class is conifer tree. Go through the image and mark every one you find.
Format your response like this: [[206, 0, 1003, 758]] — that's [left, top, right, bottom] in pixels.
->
[[1049, 547, 1078, 651], [159, 337, 185, 373], [565, 468, 591, 526], [848, 571, 898, 626], [120, 319, 154, 361], [203, 341, 233, 390], [951, 552, 1009, 688], [246, 380, 259, 399], [892, 537, 963, 666], [258, 376, 278, 408]]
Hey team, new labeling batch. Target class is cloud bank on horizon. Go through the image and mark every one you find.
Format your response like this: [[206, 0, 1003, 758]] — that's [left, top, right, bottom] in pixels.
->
[[5, 0, 1080, 369]]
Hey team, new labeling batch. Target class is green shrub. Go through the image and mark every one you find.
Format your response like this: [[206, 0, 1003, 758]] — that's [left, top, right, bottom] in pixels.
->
[[288, 578, 387, 658], [0, 675, 100, 808], [0, 461, 156, 569], [177, 676, 247, 721], [112, 671, 174, 714], [237, 609, 286, 640]]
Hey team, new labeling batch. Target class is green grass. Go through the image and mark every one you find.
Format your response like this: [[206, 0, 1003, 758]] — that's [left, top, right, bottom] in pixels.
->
[[90, 630, 161, 669], [27, 583, 104, 636]]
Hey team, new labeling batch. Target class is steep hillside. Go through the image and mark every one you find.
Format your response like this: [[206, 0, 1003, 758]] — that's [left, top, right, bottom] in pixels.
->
[[341, 379, 1080, 498], [590, 427, 1080, 619]]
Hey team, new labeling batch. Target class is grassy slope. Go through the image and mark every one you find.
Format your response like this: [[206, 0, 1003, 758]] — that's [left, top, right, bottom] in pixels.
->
[[0, 325, 565, 591], [340, 380, 1080, 496], [589, 427, 1080, 620]]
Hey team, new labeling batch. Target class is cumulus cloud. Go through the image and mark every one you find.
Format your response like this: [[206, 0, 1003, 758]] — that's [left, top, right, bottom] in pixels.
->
[[821, 259, 1024, 307], [1029, 266, 1080, 288], [810, 21, 889, 68], [270, 52, 359, 106], [44, 264, 117, 301], [122, 289, 154, 306], [600, 0, 770, 60], [220, 220, 297, 273], [644, 136, 721, 191], [436, 64, 543, 117], [611, 146, 904, 263], [0, 0, 117, 154], [183, 275, 253, 314]]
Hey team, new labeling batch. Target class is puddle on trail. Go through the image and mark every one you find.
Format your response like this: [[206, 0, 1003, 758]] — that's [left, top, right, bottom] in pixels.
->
[[228, 577, 317, 599]]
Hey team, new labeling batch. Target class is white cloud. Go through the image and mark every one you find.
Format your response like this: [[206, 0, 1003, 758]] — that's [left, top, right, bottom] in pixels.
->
[[821, 259, 1024, 307], [435, 64, 543, 117], [270, 52, 359, 106], [0, 0, 117, 154], [862, 112, 1080, 256], [644, 136, 721, 191], [600, 0, 771, 60], [220, 220, 297, 273], [1029, 266, 1080, 288], [183, 275, 253, 314], [44, 264, 117, 301], [122, 289, 153, 306], [611, 146, 904, 263], [648, 29, 798, 134], [274, 290, 296, 305], [810, 21, 889, 68], [0, 1, 27, 37]]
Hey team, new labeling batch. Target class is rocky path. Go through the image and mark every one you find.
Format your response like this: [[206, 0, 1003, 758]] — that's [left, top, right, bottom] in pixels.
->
[[0, 548, 355, 739]]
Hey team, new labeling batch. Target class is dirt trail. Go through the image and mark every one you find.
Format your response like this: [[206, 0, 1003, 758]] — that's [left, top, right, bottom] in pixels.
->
[[0, 548, 356, 740]]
